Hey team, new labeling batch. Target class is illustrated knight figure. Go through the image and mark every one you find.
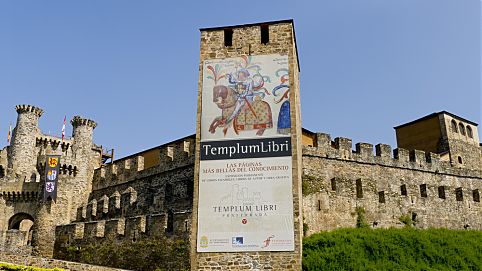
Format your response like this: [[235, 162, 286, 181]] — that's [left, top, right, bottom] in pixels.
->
[[207, 56, 273, 136]]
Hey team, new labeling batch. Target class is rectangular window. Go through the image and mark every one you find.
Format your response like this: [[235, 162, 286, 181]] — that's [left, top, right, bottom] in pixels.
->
[[165, 183, 173, 202], [224, 29, 233, 46], [356, 179, 363, 198], [456, 187, 463, 201], [331, 178, 337, 191], [378, 191, 385, 203], [473, 189, 480, 202], [438, 186, 446, 199], [400, 184, 407, 196], [261, 24, 269, 44], [420, 184, 427, 198]]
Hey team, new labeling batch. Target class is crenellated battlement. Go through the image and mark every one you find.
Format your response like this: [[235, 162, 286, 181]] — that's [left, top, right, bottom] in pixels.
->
[[71, 116, 97, 129], [36, 136, 72, 152], [304, 132, 481, 177], [92, 137, 195, 190], [15, 104, 44, 117], [0, 181, 41, 202], [36, 161, 78, 177], [56, 211, 190, 243], [75, 187, 138, 222]]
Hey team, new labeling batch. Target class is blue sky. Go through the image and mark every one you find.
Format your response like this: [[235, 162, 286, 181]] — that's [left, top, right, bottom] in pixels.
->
[[0, 0, 480, 159]]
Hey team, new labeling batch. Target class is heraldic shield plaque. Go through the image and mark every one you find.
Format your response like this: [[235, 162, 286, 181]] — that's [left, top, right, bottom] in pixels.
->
[[44, 155, 60, 202]]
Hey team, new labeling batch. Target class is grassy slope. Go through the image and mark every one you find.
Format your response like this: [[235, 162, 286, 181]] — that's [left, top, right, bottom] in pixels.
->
[[303, 228, 482, 271]]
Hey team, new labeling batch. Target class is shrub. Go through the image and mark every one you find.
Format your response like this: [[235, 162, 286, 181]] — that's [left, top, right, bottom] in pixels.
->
[[303, 228, 482, 271], [355, 207, 369, 228]]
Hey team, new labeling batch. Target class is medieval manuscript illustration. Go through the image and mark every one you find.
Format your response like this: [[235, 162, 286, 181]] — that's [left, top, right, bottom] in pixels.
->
[[201, 54, 290, 141]]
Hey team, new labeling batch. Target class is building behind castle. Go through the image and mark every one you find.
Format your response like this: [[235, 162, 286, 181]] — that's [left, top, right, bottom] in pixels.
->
[[0, 20, 481, 270]]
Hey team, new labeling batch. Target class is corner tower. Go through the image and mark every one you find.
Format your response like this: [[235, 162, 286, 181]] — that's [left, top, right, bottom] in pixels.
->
[[8, 105, 44, 176], [395, 111, 481, 169], [191, 20, 303, 270]]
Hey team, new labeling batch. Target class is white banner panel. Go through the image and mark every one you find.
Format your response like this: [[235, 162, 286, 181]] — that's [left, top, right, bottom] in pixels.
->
[[198, 54, 294, 252]]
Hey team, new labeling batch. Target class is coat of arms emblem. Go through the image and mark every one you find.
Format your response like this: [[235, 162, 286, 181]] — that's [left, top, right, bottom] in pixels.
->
[[48, 157, 59, 168]]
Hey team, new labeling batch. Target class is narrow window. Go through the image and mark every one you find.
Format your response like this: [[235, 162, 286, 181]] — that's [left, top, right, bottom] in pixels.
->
[[451, 120, 458, 133], [459, 123, 466, 135], [438, 186, 446, 199], [186, 180, 193, 199], [260, 24, 269, 44], [400, 184, 407, 196], [378, 191, 385, 203], [331, 178, 337, 191], [165, 183, 173, 202], [356, 179, 363, 198], [224, 29, 233, 47], [0, 166, 4, 178], [473, 189, 480, 202], [132, 230, 137, 242], [317, 200, 322, 211], [458, 156, 463, 164], [455, 187, 463, 201], [166, 210, 174, 233], [466, 126, 473, 138], [411, 212, 417, 222], [420, 184, 427, 198]]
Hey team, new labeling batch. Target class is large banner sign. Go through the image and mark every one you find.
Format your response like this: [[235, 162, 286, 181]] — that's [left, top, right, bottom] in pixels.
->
[[197, 54, 294, 252], [44, 155, 60, 202]]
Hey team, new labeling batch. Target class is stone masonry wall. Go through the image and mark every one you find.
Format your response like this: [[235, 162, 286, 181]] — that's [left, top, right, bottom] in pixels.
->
[[53, 137, 195, 270], [302, 132, 482, 234], [191, 20, 303, 270]]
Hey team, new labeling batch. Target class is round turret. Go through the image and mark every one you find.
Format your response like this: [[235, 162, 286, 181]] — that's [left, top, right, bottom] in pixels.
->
[[8, 105, 44, 175], [71, 116, 97, 151]]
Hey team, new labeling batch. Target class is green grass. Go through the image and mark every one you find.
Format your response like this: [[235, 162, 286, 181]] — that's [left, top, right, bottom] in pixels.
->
[[303, 228, 482, 271]]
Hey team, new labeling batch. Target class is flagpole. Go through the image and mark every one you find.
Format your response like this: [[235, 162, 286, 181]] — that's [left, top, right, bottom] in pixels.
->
[[61, 116, 66, 141], [7, 122, 11, 145]]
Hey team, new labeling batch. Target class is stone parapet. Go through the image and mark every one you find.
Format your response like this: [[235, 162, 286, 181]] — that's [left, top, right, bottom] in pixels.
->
[[92, 137, 195, 190], [303, 132, 482, 178], [70, 116, 97, 129], [15, 104, 43, 117]]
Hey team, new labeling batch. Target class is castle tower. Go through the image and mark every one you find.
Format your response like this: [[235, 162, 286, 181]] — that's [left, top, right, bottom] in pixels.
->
[[395, 111, 480, 169], [191, 20, 303, 270], [8, 105, 44, 177], [69, 116, 100, 211], [32, 116, 100, 257]]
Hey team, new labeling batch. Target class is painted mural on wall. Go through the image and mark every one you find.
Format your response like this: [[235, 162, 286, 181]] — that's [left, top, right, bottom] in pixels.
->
[[198, 54, 294, 252]]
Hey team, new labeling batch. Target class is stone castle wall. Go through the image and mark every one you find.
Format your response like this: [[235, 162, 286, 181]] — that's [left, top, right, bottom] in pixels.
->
[[53, 137, 196, 270], [1, 105, 480, 270], [302, 132, 482, 234]]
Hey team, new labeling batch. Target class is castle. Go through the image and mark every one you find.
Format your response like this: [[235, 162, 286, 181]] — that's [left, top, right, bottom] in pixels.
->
[[0, 20, 481, 270]]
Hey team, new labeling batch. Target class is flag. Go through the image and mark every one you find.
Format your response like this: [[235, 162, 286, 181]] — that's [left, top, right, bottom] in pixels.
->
[[61, 116, 66, 141], [7, 123, 11, 144], [44, 155, 60, 202]]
